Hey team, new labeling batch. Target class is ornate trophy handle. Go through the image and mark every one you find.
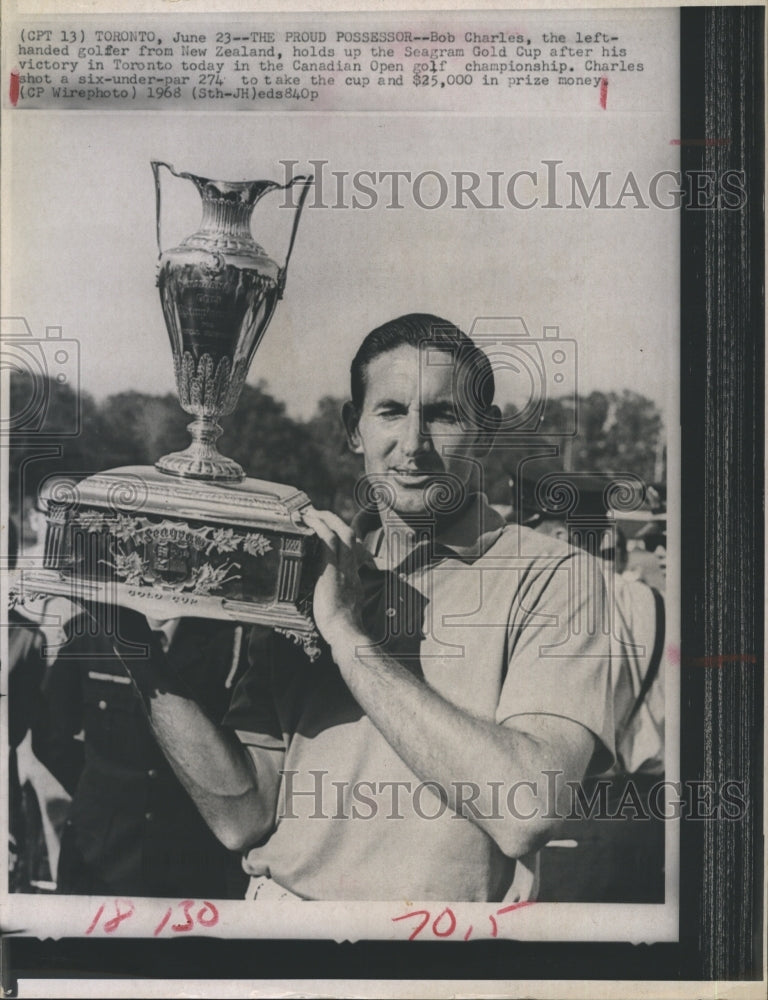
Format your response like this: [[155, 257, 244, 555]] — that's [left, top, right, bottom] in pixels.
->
[[150, 160, 312, 268], [151, 159, 174, 258], [277, 176, 313, 299]]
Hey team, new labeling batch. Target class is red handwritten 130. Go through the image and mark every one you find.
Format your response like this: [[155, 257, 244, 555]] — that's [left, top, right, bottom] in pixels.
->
[[85, 898, 219, 936]]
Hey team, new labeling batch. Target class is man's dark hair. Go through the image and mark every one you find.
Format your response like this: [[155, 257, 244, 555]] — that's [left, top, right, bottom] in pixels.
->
[[349, 313, 496, 419]]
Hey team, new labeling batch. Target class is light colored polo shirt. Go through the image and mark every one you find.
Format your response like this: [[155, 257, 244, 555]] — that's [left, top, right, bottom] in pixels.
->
[[224, 495, 614, 901]]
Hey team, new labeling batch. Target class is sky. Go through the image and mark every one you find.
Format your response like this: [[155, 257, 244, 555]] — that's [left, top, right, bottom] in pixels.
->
[[4, 17, 678, 424]]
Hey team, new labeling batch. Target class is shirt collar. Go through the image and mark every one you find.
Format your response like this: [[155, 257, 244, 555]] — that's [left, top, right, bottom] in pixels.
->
[[353, 494, 506, 569]]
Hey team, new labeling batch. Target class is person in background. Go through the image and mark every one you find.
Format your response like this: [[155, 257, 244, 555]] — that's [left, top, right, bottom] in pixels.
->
[[7, 604, 49, 892], [519, 484, 665, 902], [625, 520, 667, 594], [600, 525, 665, 776], [6, 517, 59, 892], [42, 615, 250, 899]]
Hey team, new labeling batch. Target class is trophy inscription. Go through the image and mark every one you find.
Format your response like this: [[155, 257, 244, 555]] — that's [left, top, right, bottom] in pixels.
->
[[22, 163, 322, 659]]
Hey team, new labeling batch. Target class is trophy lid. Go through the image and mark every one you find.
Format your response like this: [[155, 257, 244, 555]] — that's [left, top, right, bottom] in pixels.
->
[[40, 466, 314, 534]]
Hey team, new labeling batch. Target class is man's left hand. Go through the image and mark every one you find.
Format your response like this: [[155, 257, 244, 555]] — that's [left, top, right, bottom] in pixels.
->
[[301, 507, 372, 646]]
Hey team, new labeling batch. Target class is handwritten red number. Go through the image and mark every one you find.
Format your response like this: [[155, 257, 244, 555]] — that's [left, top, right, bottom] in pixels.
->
[[103, 899, 134, 934], [487, 900, 536, 938], [197, 901, 219, 928], [85, 904, 105, 935], [153, 908, 172, 937], [496, 901, 536, 916], [432, 907, 457, 938], [154, 900, 218, 935], [392, 909, 431, 941], [89, 898, 222, 938], [171, 899, 195, 932]]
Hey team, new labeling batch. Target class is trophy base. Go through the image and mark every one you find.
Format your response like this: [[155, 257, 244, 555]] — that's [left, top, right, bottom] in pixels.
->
[[27, 465, 323, 661]]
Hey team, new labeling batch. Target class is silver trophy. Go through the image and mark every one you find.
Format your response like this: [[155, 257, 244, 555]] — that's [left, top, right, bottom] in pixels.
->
[[25, 163, 322, 658]]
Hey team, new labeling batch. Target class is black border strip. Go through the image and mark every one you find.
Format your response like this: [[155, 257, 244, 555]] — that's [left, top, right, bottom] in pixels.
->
[[679, 3, 765, 981]]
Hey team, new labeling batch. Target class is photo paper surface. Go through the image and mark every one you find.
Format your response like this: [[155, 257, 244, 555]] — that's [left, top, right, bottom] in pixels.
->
[[1, 2, 760, 998]]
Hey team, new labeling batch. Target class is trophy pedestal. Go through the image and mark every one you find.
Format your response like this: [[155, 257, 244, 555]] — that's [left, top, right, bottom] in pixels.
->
[[26, 466, 322, 660], [154, 413, 247, 482]]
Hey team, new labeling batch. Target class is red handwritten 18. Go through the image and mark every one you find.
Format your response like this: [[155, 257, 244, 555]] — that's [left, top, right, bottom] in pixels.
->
[[85, 899, 135, 935]]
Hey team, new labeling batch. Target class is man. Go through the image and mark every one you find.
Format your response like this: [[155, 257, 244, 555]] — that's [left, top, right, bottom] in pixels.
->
[[522, 499, 665, 775], [7, 516, 67, 892], [117, 313, 615, 902], [521, 491, 665, 902], [8, 603, 49, 892], [602, 526, 665, 775], [43, 617, 249, 899], [626, 520, 667, 595]]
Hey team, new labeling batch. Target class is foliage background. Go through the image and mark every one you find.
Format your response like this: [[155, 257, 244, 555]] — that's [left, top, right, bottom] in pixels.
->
[[9, 372, 665, 536]]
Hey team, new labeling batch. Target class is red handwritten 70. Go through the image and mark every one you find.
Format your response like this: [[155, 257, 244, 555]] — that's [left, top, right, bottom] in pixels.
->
[[85, 899, 219, 936], [392, 902, 535, 941]]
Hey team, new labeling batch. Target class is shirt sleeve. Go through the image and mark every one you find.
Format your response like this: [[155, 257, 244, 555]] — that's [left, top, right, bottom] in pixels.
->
[[221, 627, 286, 750], [496, 551, 616, 774]]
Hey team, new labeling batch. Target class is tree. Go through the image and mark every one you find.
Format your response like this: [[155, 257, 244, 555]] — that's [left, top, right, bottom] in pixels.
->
[[8, 373, 110, 528], [99, 391, 189, 467], [474, 391, 665, 510], [219, 382, 335, 507], [599, 390, 664, 484], [304, 396, 363, 518]]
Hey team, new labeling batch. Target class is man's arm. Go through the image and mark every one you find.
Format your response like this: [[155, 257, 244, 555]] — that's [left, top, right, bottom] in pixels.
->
[[109, 614, 282, 853], [302, 508, 596, 859]]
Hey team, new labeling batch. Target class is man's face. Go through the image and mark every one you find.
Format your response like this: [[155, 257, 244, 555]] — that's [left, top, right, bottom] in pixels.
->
[[344, 344, 497, 520]]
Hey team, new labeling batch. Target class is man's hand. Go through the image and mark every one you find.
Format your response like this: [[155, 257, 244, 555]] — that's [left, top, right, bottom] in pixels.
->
[[301, 508, 372, 646], [70, 601, 281, 853], [72, 602, 181, 706]]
